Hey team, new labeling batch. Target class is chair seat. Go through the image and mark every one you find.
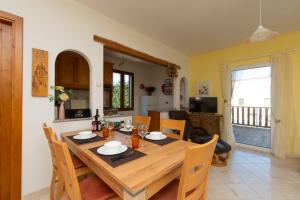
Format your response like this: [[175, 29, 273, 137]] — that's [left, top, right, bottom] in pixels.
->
[[150, 179, 179, 200], [79, 176, 116, 200], [71, 154, 86, 169]]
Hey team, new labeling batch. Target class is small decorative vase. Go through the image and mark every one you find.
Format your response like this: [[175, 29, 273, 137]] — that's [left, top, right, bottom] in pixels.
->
[[59, 102, 65, 120], [54, 105, 58, 120]]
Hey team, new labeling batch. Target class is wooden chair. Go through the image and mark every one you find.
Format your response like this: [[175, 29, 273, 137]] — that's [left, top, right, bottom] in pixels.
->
[[42, 123, 90, 200], [150, 135, 219, 200], [52, 140, 117, 200], [133, 115, 151, 131], [160, 119, 186, 140]]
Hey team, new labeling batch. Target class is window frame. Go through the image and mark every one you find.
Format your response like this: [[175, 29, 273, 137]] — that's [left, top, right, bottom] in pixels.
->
[[112, 69, 134, 111]]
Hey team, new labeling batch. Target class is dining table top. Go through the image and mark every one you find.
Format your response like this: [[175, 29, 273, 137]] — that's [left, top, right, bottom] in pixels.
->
[[61, 129, 189, 198]]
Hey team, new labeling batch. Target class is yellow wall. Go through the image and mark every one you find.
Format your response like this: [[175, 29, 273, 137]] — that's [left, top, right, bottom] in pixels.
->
[[189, 29, 300, 155]]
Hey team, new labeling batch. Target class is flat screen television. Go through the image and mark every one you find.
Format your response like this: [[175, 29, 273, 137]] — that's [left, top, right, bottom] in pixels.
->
[[189, 97, 217, 113]]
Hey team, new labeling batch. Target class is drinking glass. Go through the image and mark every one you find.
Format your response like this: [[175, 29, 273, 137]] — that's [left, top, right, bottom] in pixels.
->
[[107, 121, 114, 139], [138, 124, 146, 147]]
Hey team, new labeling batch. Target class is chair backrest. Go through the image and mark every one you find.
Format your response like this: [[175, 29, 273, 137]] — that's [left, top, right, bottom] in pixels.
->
[[42, 123, 59, 167], [177, 135, 218, 200], [160, 119, 186, 140], [169, 110, 195, 140], [133, 115, 151, 132], [52, 140, 82, 200]]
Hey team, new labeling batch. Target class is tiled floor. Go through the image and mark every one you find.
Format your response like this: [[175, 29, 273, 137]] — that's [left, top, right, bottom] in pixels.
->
[[24, 148, 300, 200], [233, 125, 271, 148], [207, 148, 300, 200]]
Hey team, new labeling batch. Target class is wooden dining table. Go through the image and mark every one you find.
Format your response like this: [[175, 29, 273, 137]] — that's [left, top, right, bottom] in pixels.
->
[[61, 130, 189, 200]]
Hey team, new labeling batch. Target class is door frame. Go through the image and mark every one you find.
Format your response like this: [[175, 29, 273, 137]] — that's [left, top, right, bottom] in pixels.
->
[[230, 63, 272, 152], [0, 10, 23, 199]]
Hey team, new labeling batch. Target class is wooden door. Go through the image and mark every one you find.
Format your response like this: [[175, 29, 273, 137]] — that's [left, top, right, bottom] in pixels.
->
[[0, 11, 23, 200]]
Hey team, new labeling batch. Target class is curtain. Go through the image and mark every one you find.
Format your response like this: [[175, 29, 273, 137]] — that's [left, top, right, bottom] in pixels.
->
[[220, 64, 235, 145], [231, 70, 244, 99], [271, 53, 297, 158]]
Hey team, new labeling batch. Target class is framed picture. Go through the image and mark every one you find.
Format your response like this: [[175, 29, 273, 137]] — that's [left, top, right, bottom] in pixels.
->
[[165, 79, 171, 86], [197, 81, 210, 97], [32, 48, 48, 97]]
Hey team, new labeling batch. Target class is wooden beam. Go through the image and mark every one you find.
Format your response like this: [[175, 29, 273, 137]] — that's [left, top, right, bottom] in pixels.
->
[[93, 35, 180, 69]]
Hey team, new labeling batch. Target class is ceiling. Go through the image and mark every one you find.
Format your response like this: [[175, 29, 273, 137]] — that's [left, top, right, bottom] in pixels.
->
[[76, 0, 300, 54]]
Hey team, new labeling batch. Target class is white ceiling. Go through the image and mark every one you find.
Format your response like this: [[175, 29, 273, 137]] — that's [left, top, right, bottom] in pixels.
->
[[76, 0, 300, 54]]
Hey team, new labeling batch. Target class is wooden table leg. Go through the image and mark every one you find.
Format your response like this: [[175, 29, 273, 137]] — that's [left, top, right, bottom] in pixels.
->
[[123, 189, 146, 200]]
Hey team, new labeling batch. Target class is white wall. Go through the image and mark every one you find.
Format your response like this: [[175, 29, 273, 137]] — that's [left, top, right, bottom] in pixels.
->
[[0, 0, 188, 196], [104, 56, 174, 115]]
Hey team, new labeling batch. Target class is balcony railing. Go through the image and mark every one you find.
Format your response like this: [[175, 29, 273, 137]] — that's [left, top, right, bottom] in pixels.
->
[[231, 106, 271, 128]]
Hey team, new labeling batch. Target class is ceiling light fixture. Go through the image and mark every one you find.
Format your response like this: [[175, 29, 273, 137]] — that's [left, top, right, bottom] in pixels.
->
[[248, 0, 278, 43]]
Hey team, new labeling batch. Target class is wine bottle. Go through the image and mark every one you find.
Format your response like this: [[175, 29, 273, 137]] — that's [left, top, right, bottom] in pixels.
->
[[94, 109, 100, 131]]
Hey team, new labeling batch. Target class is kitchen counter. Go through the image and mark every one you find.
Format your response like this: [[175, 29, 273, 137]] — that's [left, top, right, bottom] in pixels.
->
[[148, 109, 174, 112], [103, 114, 132, 122], [53, 117, 92, 123], [104, 114, 131, 118]]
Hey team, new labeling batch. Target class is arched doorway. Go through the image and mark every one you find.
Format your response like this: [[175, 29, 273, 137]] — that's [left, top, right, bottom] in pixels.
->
[[54, 50, 91, 119]]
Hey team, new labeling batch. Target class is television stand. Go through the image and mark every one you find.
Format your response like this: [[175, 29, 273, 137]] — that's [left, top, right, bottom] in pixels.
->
[[189, 112, 223, 136]]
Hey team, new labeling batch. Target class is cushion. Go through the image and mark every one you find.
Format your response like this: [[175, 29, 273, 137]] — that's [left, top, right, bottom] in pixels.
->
[[190, 134, 213, 144], [215, 139, 232, 155], [150, 179, 179, 200], [79, 176, 116, 200], [191, 135, 231, 155]]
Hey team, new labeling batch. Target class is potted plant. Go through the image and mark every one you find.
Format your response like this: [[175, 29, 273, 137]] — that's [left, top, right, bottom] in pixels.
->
[[49, 86, 71, 120]]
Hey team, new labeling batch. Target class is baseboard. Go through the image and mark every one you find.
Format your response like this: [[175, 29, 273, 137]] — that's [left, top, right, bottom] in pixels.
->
[[235, 143, 272, 153], [22, 187, 49, 200]]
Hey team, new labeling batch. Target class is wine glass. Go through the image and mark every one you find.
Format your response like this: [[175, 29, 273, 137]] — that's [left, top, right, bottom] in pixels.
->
[[107, 121, 114, 139], [138, 124, 146, 147], [125, 120, 132, 131]]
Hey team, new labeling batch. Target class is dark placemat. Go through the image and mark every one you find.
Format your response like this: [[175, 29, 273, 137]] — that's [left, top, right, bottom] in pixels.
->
[[90, 146, 146, 168], [67, 135, 104, 145], [144, 137, 178, 146], [117, 129, 132, 135]]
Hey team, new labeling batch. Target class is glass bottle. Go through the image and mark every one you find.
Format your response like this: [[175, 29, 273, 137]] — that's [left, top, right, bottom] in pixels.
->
[[131, 127, 139, 149], [94, 109, 100, 131]]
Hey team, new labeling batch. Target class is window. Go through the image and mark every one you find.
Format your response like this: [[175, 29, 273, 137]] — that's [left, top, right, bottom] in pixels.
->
[[112, 69, 134, 110]]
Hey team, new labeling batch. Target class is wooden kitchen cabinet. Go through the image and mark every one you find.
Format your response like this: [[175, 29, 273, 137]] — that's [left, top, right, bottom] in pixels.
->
[[104, 62, 113, 87], [55, 51, 89, 90]]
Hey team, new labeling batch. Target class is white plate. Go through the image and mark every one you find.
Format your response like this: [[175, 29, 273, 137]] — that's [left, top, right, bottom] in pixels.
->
[[120, 127, 132, 132], [145, 134, 167, 141], [97, 145, 128, 155], [73, 133, 97, 140]]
